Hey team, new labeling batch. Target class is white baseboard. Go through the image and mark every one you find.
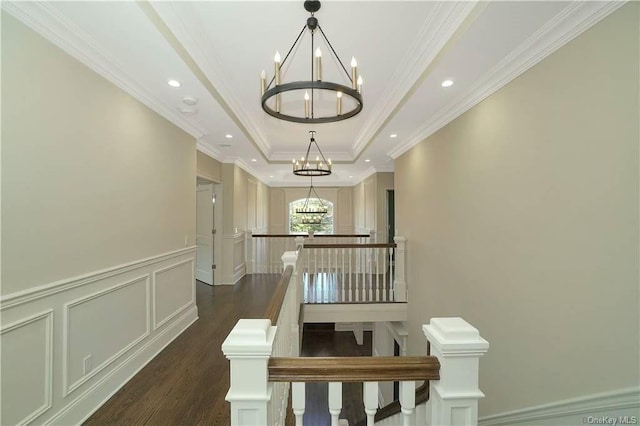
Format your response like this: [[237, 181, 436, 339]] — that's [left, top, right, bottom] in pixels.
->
[[48, 306, 198, 425], [479, 387, 640, 426], [222, 263, 246, 285]]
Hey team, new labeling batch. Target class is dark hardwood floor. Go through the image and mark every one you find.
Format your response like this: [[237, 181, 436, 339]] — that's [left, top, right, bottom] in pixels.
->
[[85, 274, 281, 426], [301, 323, 372, 426], [85, 275, 372, 426]]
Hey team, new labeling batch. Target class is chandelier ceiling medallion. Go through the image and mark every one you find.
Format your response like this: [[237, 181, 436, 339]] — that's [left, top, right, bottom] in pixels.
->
[[296, 177, 329, 225], [260, 0, 363, 124], [293, 131, 331, 176]]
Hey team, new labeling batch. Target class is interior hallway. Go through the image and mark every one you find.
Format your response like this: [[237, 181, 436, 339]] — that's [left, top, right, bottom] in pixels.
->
[[85, 276, 373, 425], [85, 275, 281, 425]]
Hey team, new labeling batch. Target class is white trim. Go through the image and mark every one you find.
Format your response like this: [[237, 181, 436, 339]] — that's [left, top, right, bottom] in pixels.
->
[[479, 387, 640, 426], [46, 306, 198, 426], [335, 322, 373, 332], [146, 2, 271, 157], [196, 141, 223, 163], [1, 1, 206, 139], [352, 1, 477, 157], [304, 303, 408, 323], [388, 1, 626, 159], [152, 259, 196, 330], [62, 275, 151, 397], [0, 247, 196, 309], [0, 310, 54, 425]]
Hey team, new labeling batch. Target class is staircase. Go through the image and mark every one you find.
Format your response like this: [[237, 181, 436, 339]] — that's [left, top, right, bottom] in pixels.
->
[[222, 248, 490, 425]]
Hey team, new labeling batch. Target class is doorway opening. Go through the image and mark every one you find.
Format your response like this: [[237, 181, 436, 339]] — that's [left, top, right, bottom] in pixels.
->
[[196, 178, 222, 285]]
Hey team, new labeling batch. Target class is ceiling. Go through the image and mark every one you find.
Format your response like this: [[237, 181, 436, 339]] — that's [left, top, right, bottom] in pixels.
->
[[4, 1, 623, 186]]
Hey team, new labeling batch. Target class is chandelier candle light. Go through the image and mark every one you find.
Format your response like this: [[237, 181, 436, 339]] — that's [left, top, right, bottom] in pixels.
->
[[260, 0, 363, 123], [293, 131, 332, 176]]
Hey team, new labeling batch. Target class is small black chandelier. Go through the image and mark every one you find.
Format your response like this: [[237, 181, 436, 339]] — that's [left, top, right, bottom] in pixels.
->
[[293, 131, 332, 176], [296, 178, 328, 225], [260, 0, 363, 124]]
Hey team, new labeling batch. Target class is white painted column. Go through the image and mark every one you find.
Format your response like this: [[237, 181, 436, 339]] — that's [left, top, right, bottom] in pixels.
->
[[423, 317, 489, 426], [393, 236, 407, 302], [282, 250, 300, 356], [222, 319, 275, 426]]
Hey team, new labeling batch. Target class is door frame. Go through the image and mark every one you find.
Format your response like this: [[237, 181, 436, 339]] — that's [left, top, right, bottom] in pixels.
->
[[196, 175, 223, 286]]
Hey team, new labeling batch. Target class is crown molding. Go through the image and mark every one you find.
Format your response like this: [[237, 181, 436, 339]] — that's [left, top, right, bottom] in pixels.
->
[[222, 157, 269, 185], [271, 150, 354, 163], [351, 1, 478, 158], [1, 1, 207, 140], [388, 0, 626, 160], [196, 140, 223, 163], [147, 2, 272, 158]]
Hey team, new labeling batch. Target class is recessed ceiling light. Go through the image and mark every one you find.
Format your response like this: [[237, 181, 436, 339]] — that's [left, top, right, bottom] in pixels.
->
[[177, 106, 197, 116], [168, 79, 181, 88], [390, 134, 398, 138], [182, 96, 198, 105], [365, 159, 371, 162], [251, 158, 257, 162], [349, 175, 353, 178], [225, 134, 233, 139], [269, 175, 274, 178], [441, 79, 454, 88]]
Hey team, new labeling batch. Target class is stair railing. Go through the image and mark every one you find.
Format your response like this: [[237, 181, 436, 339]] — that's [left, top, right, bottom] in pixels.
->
[[223, 314, 489, 426]]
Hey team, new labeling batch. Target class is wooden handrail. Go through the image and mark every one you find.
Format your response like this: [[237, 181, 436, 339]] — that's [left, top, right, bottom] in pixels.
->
[[303, 243, 397, 249], [310, 234, 371, 238], [252, 234, 299, 238], [264, 265, 294, 323], [268, 356, 439, 382], [353, 342, 433, 426], [251, 234, 371, 238]]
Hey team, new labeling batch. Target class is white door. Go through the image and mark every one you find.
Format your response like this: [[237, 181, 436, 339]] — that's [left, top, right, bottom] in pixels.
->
[[196, 183, 214, 285]]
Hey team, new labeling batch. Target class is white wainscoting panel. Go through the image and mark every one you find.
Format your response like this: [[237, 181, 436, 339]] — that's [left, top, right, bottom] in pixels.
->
[[223, 233, 246, 285], [0, 247, 197, 425], [63, 275, 150, 396], [153, 259, 195, 329], [0, 310, 53, 426]]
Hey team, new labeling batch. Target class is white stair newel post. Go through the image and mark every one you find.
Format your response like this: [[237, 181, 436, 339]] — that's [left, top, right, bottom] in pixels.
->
[[222, 319, 275, 426], [393, 236, 407, 302], [423, 318, 489, 426], [282, 250, 300, 356]]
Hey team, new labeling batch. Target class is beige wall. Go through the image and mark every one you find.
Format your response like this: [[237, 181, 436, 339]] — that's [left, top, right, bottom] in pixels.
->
[[196, 151, 222, 182], [1, 13, 196, 295], [396, 4, 639, 416], [268, 186, 353, 234]]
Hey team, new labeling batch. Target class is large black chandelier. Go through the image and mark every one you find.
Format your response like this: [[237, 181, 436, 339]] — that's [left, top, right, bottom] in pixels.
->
[[260, 0, 363, 124], [293, 131, 331, 176], [296, 177, 328, 225]]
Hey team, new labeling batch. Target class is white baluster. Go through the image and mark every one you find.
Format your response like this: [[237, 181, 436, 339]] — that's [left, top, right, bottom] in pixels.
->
[[399, 380, 415, 426], [348, 248, 353, 302], [292, 382, 305, 426], [393, 237, 406, 302], [376, 247, 380, 301], [328, 382, 342, 426], [389, 247, 395, 301], [382, 247, 388, 302], [368, 246, 373, 301], [341, 248, 346, 302], [363, 381, 378, 426]]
